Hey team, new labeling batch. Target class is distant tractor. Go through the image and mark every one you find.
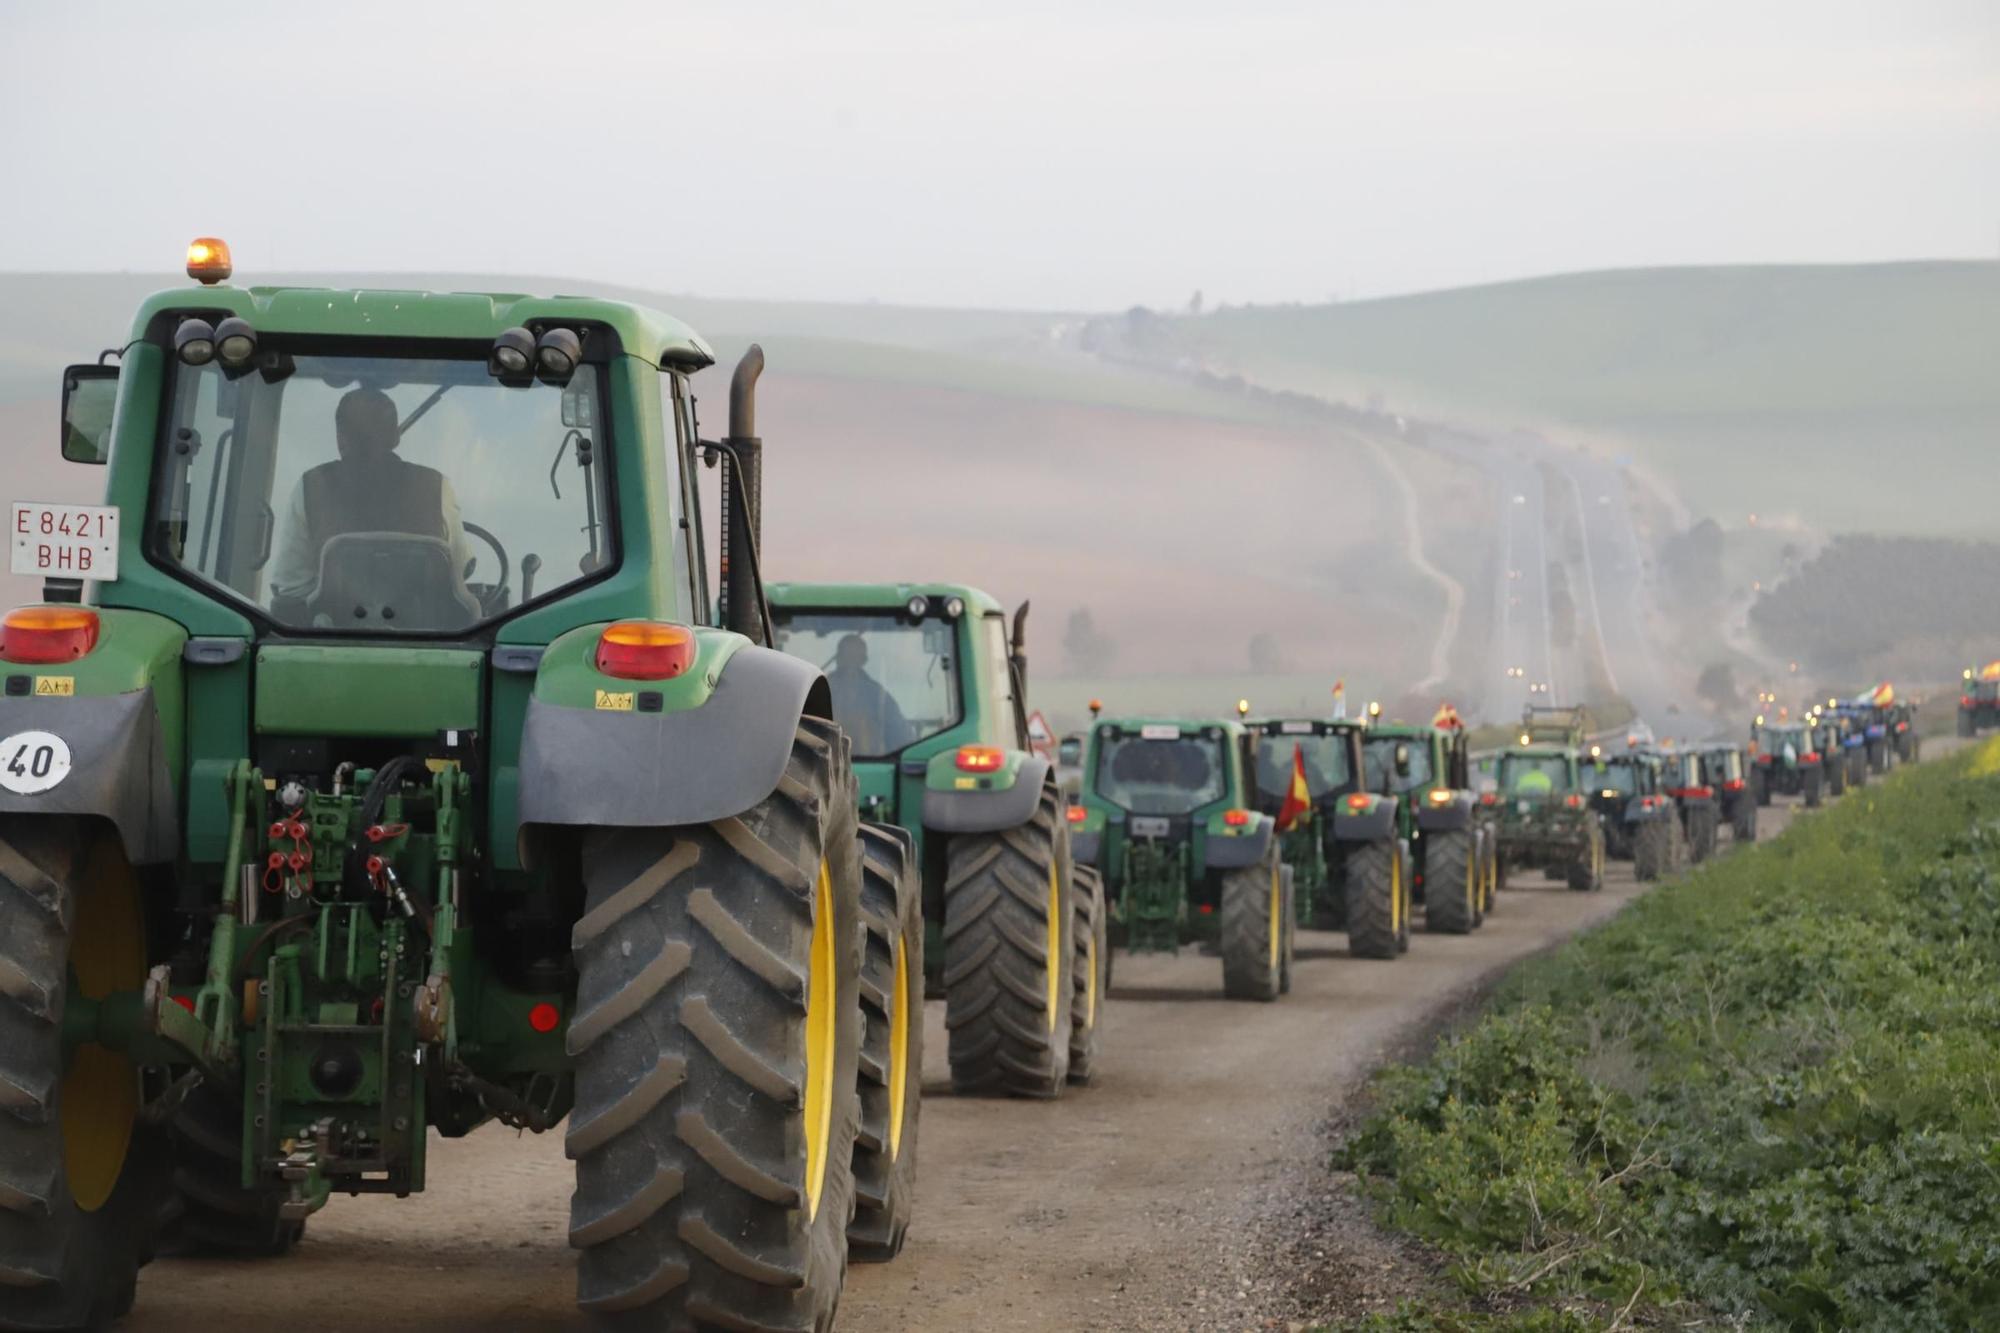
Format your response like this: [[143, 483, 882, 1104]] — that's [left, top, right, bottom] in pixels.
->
[[1959, 662, 2000, 738], [767, 583, 1106, 1099], [1478, 745, 1605, 892], [1247, 717, 1411, 956], [1662, 749, 1721, 863], [1698, 742, 1759, 843], [1583, 746, 1685, 879], [1071, 717, 1295, 998], [1750, 718, 1825, 807], [1360, 711, 1495, 935]]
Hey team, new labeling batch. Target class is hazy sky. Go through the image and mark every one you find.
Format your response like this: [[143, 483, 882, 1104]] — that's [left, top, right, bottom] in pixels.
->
[[4, 0, 1995, 310]]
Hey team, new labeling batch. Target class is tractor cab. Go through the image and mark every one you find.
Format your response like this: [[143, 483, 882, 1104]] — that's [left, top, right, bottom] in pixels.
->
[[1961, 662, 2000, 738], [1358, 713, 1489, 931]]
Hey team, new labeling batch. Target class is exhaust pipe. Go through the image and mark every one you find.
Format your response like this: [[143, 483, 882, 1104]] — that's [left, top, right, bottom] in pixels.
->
[[720, 345, 767, 645]]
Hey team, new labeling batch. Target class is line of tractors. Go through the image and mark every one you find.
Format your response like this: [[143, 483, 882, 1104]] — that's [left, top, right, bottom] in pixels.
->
[[0, 249, 1945, 1332]]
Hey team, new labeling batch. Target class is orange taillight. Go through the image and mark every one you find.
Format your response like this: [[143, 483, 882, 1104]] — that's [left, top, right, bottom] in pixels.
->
[[1066, 805, 1087, 824], [527, 1002, 561, 1033], [0, 607, 99, 664], [955, 745, 1005, 773], [1426, 788, 1454, 806], [1345, 792, 1372, 812], [1222, 808, 1251, 827], [594, 621, 697, 680], [1564, 794, 1585, 809]]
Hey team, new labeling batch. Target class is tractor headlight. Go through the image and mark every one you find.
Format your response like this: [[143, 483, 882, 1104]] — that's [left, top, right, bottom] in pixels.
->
[[535, 327, 582, 382], [943, 596, 965, 619], [173, 317, 216, 366], [905, 594, 928, 619], [490, 327, 535, 378], [214, 316, 258, 368]]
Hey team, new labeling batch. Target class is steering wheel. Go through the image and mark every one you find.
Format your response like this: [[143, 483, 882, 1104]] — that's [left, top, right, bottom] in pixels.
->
[[461, 522, 510, 601]]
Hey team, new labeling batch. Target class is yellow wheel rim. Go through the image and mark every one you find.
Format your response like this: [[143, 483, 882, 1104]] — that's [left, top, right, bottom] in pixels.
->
[[1044, 863, 1061, 1033], [886, 934, 910, 1162], [1465, 850, 1476, 916], [1390, 852, 1403, 934], [803, 859, 836, 1220], [63, 837, 143, 1214], [1083, 925, 1098, 1030], [1268, 864, 1282, 969]]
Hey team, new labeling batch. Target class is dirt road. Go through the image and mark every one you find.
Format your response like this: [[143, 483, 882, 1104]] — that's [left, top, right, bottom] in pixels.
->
[[127, 811, 1794, 1332]]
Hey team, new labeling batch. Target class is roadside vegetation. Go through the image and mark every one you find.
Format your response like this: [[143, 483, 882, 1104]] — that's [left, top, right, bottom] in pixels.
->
[[1335, 737, 2000, 1330]]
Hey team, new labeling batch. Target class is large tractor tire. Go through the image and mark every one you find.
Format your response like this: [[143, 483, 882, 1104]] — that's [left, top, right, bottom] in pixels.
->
[[1753, 769, 1772, 808], [1850, 751, 1869, 789], [1827, 756, 1847, 798], [1476, 832, 1498, 920], [163, 1081, 304, 1257], [1422, 830, 1478, 935], [1803, 766, 1824, 809], [1633, 819, 1669, 882], [1566, 826, 1604, 892], [1219, 849, 1285, 1001], [849, 824, 923, 1264], [1687, 806, 1718, 864], [0, 821, 170, 1332], [1396, 846, 1415, 953], [1067, 866, 1109, 1084], [1961, 710, 1977, 739], [567, 718, 862, 1332], [1867, 737, 1888, 775], [941, 781, 1073, 1097], [1344, 840, 1404, 960], [1277, 865, 1297, 993], [1732, 797, 1758, 845]]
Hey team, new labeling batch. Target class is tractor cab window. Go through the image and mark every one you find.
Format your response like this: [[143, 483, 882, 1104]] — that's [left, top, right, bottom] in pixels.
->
[[1596, 761, 1639, 795], [1498, 753, 1571, 794], [1092, 730, 1228, 816], [1255, 733, 1354, 798], [1363, 735, 1434, 795], [770, 610, 961, 759], [151, 353, 617, 632], [1705, 750, 1742, 782], [1058, 736, 1083, 766]]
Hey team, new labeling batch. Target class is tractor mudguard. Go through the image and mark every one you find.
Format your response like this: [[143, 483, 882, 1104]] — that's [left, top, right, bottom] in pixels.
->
[[1330, 794, 1398, 843], [1070, 830, 1102, 867], [920, 753, 1052, 835], [517, 643, 826, 830], [0, 690, 177, 863], [1203, 812, 1273, 870], [1415, 793, 1474, 833]]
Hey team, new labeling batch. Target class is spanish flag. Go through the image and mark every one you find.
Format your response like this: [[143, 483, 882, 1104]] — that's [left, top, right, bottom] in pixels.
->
[[1276, 743, 1312, 832], [1331, 680, 1346, 719], [1871, 682, 1895, 707], [1432, 702, 1463, 731]]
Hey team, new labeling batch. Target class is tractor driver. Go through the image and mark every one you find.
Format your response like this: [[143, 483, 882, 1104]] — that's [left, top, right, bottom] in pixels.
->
[[827, 634, 915, 755], [270, 387, 474, 610]]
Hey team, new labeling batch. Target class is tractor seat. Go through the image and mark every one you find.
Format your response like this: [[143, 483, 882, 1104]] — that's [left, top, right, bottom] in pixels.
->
[[305, 532, 482, 631]]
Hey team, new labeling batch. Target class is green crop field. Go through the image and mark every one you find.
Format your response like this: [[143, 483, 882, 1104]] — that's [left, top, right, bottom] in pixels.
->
[[1336, 737, 2000, 1330]]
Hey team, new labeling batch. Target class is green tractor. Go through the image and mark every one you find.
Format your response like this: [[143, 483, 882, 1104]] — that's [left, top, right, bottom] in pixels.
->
[[1247, 717, 1410, 956], [0, 248, 922, 1330], [1750, 717, 1825, 808], [1661, 747, 1722, 863], [1582, 746, 1685, 879], [765, 583, 1106, 1093], [1697, 741, 1759, 844], [1360, 713, 1495, 936], [1959, 662, 2000, 739], [1478, 704, 1603, 893], [1070, 716, 1295, 997]]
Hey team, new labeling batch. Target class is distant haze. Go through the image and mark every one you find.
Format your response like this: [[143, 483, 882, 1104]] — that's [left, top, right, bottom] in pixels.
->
[[4, 1, 1997, 310]]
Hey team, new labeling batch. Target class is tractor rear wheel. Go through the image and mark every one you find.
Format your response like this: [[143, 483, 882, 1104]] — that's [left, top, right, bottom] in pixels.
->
[[942, 781, 1073, 1097], [1803, 767, 1823, 808], [1068, 866, 1109, 1083], [1277, 866, 1297, 994], [1850, 752, 1869, 788], [1687, 806, 1718, 864], [1733, 798, 1757, 844], [1566, 826, 1604, 892], [1753, 770, 1772, 807], [1395, 847, 1414, 953], [1633, 819, 1667, 881], [1219, 850, 1284, 1001], [1422, 830, 1477, 935], [1475, 833, 1497, 920], [567, 718, 862, 1332], [1961, 710, 1977, 738], [163, 1080, 303, 1257], [1344, 840, 1403, 960], [849, 824, 922, 1264], [1868, 737, 1887, 774], [0, 820, 170, 1332], [1828, 756, 1847, 797]]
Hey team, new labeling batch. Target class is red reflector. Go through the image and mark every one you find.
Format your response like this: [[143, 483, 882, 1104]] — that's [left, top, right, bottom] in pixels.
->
[[1564, 794, 1584, 809], [528, 1003, 561, 1034], [955, 745, 1005, 773], [1197, 903, 1214, 915], [1066, 805, 1087, 824], [1479, 792, 1498, 806], [173, 994, 195, 1013], [1689, 786, 1713, 799], [595, 621, 697, 680], [0, 607, 99, 664], [1802, 752, 1820, 764], [1723, 779, 1745, 791], [1345, 793, 1372, 812], [1222, 808, 1251, 827]]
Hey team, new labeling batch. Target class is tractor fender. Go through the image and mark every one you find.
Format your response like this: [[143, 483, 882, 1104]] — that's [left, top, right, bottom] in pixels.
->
[[1204, 812, 1274, 870], [1415, 793, 1474, 833], [1622, 797, 1669, 825], [517, 644, 827, 830], [1070, 830, 1102, 868], [1330, 793, 1399, 843], [0, 690, 177, 863], [921, 756, 1053, 835]]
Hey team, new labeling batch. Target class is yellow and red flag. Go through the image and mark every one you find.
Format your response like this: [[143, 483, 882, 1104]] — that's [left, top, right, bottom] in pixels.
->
[[1276, 742, 1312, 832], [1871, 682, 1895, 707], [1432, 702, 1463, 731]]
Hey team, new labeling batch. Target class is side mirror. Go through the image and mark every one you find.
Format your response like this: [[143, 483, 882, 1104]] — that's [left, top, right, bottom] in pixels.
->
[[1393, 743, 1411, 776], [61, 365, 119, 464]]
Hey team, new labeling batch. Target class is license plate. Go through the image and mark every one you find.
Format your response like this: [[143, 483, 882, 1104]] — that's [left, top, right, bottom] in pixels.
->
[[1130, 816, 1171, 838], [1280, 721, 1314, 734], [10, 503, 119, 581], [1139, 724, 1181, 741]]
